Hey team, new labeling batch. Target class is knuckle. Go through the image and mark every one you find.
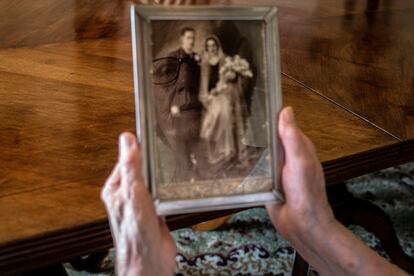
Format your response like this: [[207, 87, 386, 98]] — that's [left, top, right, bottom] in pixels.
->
[[100, 189, 106, 201], [300, 159, 315, 174], [123, 166, 140, 187], [284, 125, 301, 140], [122, 150, 137, 166], [121, 165, 144, 189], [306, 138, 318, 157], [101, 186, 110, 202]]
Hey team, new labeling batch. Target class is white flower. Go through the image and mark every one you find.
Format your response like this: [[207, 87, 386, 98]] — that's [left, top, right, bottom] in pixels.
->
[[190, 153, 197, 165], [243, 70, 253, 78], [170, 105, 180, 116], [219, 55, 253, 79], [215, 81, 228, 92], [194, 54, 201, 62], [233, 65, 242, 71], [240, 59, 249, 68]]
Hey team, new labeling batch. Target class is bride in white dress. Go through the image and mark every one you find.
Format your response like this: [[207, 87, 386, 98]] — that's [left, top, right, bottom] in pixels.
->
[[199, 47, 253, 166]]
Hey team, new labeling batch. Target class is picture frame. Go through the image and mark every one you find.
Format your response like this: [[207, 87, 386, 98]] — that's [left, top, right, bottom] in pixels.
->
[[131, 4, 283, 216]]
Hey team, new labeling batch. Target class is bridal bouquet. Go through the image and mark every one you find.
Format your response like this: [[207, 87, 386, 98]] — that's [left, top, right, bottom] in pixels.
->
[[220, 55, 253, 78]]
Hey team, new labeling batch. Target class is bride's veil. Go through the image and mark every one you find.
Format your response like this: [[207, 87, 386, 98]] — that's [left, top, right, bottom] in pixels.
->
[[203, 35, 225, 64], [199, 35, 225, 106]]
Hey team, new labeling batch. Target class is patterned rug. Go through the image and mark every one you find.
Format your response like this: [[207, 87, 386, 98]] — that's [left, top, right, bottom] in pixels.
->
[[65, 162, 414, 275]]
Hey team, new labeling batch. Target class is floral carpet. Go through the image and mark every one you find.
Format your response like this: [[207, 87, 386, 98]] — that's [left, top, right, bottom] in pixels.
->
[[65, 162, 414, 275]]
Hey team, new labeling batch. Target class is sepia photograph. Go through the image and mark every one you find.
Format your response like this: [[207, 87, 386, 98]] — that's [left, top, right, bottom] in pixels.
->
[[132, 6, 282, 215]]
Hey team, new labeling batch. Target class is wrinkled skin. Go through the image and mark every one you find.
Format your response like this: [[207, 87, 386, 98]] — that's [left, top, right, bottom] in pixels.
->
[[101, 134, 176, 276], [266, 107, 334, 243], [100, 106, 330, 275], [101, 107, 407, 276]]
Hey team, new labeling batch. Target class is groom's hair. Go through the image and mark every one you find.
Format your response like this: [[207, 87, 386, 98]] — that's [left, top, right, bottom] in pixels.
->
[[180, 27, 195, 36]]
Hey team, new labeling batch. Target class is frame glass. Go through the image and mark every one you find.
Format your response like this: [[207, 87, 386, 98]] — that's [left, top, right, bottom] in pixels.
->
[[131, 4, 283, 215]]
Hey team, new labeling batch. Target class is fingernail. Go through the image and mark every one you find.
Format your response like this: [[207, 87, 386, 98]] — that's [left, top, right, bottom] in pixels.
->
[[283, 107, 296, 125], [119, 133, 133, 158]]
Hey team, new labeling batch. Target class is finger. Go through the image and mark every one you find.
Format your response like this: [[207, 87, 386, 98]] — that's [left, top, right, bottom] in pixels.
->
[[277, 107, 312, 202], [265, 202, 282, 226], [101, 163, 123, 238], [118, 132, 159, 226], [303, 134, 320, 163], [101, 163, 121, 203], [118, 132, 144, 190], [158, 217, 177, 270], [159, 217, 176, 250], [278, 107, 308, 164], [266, 202, 282, 214], [159, 217, 171, 235]]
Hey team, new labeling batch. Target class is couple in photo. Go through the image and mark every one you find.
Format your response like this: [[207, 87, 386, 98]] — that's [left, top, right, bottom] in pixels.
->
[[152, 26, 254, 182]]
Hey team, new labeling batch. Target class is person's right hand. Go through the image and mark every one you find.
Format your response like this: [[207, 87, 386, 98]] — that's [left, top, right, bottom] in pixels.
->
[[266, 107, 409, 276], [266, 106, 335, 243]]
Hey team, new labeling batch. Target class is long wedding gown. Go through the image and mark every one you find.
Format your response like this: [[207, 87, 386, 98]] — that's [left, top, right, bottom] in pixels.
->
[[199, 62, 249, 166]]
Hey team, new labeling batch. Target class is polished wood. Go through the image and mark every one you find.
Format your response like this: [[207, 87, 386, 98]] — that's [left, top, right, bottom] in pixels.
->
[[283, 76, 395, 164], [0, 36, 398, 241], [0, 0, 413, 274], [275, 0, 414, 140], [0, 0, 130, 48]]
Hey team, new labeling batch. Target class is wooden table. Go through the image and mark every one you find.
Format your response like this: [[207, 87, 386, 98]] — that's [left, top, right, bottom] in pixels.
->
[[0, 0, 413, 274]]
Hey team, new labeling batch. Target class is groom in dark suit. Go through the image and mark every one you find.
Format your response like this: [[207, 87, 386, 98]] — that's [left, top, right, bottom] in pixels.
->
[[152, 27, 205, 182]]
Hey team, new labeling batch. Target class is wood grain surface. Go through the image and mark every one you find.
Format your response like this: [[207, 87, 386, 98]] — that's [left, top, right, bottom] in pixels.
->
[[276, 0, 414, 140], [0, 0, 413, 274]]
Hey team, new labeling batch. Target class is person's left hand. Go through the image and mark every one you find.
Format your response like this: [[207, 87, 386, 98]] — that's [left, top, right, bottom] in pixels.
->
[[101, 132, 176, 276]]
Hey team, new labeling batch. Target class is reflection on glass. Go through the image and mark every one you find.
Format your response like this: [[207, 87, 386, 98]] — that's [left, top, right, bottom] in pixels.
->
[[152, 57, 195, 85]]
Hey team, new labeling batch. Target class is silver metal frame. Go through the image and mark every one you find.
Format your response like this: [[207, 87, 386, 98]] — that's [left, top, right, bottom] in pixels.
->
[[131, 4, 283, 216]]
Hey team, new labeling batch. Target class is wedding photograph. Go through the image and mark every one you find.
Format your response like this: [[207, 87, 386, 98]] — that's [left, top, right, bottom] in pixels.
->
[[150, 19, 273, 201], [131, 6, 282, 214]]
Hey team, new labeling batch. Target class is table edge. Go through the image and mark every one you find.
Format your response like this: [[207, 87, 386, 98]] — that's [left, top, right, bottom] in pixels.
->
[[1, 139, 414, 275]]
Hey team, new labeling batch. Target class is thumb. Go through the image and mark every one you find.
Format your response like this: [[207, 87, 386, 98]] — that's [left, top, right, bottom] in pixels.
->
[[118, 132, 159, 224], [278, 107, 306, 164], [118, 132, 144, 189]]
